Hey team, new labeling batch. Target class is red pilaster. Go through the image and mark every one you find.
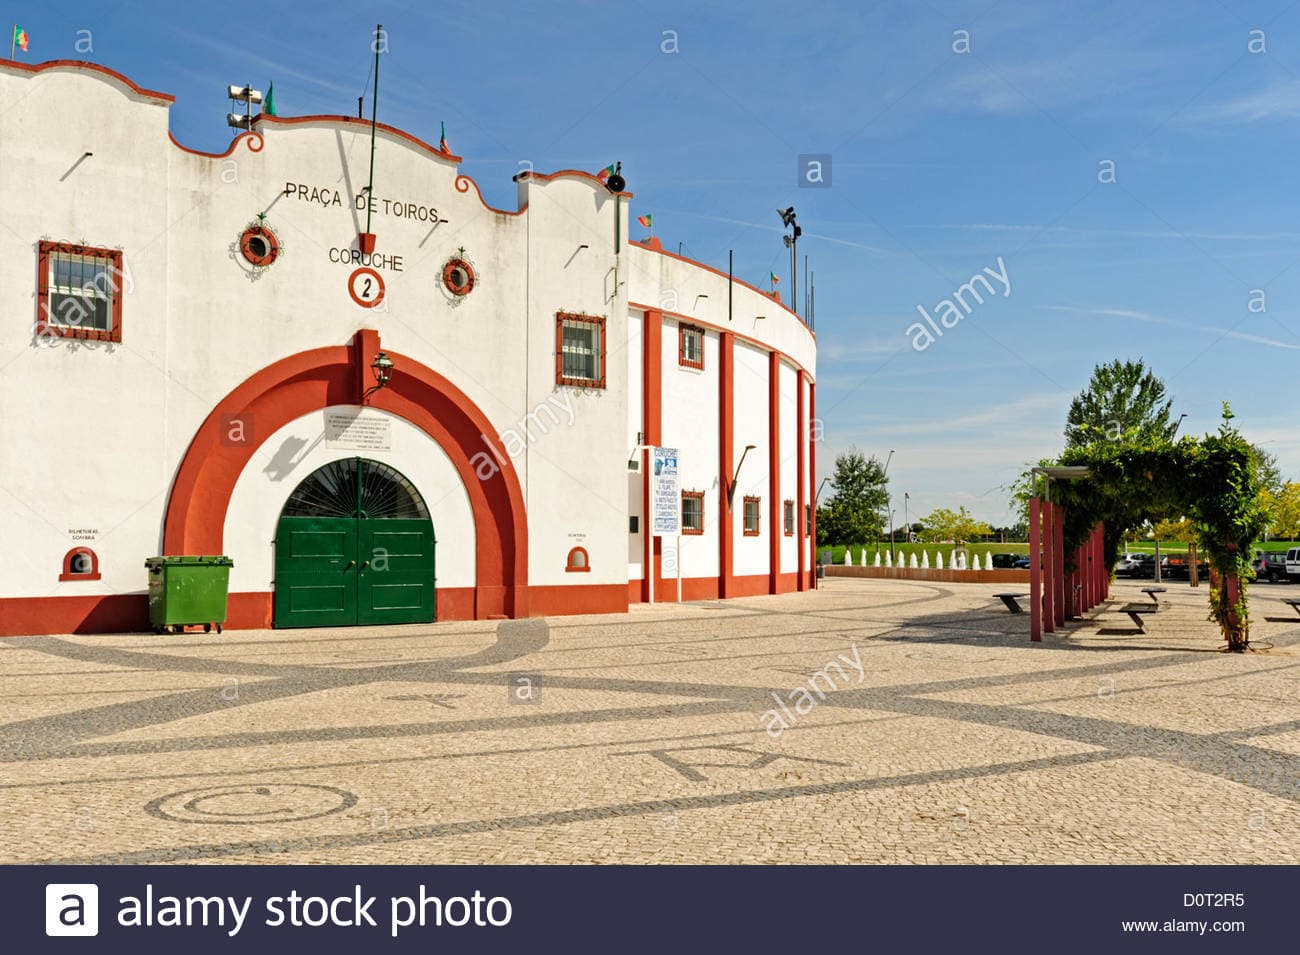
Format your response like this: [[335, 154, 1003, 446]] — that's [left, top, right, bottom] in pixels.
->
[[641, 310, 663, 602], [719, 331, 735, 597], [796, 369, 807, 591], [768, 352, 781, 594], [808, 381, 817, 588]]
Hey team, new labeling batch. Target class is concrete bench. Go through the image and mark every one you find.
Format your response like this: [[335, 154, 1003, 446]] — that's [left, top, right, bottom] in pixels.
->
[[1119, 602, 1159, 632], [994, 593, 1031, 614], [1141, 587, 1167, 604]]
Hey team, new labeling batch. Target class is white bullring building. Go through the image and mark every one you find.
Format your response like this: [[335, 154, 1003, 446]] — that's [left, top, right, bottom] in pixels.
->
[[0, 59, 817, 635]]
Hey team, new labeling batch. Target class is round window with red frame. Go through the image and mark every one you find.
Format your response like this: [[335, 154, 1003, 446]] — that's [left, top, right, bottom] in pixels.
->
[[240, 225, 280, 267], [442, 257, 476, 296]]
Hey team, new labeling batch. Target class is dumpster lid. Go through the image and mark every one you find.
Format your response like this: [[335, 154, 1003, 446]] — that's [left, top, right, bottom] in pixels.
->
[[145, 555, 234, 567]]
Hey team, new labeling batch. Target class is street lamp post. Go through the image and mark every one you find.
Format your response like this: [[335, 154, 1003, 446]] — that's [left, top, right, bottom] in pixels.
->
[[881, 449, 895, 558]]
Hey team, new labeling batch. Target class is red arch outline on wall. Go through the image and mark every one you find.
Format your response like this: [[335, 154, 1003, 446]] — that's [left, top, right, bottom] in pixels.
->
[[59, 547, 101, 581], [162, 329, 528, 620]]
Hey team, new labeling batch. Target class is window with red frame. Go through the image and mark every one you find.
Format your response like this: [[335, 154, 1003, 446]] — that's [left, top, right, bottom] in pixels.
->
[[783, 499, 795, 536], [743, 496, 761, 536], [681, 490, 705, 534], [565, 546, 591, 572], [556, 312, 606, 388], [37, 241, 124, 342], [678, 323, 704, 369]]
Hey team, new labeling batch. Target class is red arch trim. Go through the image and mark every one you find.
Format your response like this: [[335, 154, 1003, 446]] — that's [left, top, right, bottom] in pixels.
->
[[162, 330, 528, 619]]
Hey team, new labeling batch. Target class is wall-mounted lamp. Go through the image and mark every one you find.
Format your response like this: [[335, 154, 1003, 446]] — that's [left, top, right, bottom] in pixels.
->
[[578, 244, 590, 250], [726, 444, 758, 508], [755, 315, 767, 321], [371, 351, 394, 389]]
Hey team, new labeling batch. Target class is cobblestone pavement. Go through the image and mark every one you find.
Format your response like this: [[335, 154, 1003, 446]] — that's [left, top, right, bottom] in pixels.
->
[[1, 579, 1297, 864]]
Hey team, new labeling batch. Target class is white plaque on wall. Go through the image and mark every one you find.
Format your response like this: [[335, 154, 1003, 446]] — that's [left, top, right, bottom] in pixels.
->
[[324, 410, 392, 451]]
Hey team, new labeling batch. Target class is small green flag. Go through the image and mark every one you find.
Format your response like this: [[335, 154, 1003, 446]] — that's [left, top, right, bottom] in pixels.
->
[[264, 82, 276, 116]]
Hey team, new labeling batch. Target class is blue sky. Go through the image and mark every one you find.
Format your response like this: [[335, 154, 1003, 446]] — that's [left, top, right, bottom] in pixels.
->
[[14, 0, 1300, 524]]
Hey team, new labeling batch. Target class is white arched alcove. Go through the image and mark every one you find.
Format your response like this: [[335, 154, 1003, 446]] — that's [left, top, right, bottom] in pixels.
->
[[223, 405, 476, 593]]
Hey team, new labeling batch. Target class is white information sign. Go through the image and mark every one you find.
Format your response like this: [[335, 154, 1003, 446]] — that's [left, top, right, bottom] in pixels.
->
[[651, 446, 680, 535], [325, 410, 393, 451]]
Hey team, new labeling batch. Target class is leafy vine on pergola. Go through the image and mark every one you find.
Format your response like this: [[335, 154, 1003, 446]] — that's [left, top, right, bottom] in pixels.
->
[[1048, 408, 1267, 652]]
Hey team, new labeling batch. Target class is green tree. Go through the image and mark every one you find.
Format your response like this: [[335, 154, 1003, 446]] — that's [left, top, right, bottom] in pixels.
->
[[815, 449, 889, 547], [1065, 359, 1177, 448], [1265, 481, 1300, 540], [1152, 517, 1196, 543], [919, 506, 994, 543]]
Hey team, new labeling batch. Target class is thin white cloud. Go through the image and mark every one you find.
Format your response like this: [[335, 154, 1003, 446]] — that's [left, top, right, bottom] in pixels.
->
[[1192, 79, 1300, 124], [1045, 305, 1300, 351], [913, 223, 1300, 242]]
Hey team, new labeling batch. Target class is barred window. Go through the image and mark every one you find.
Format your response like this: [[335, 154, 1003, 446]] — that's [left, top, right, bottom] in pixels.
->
[[682, 490, 704, 534], [784, 499, 795, 536], [744, 496, 761, 536], [556, 312, 605, 388], [38, 242, 124, 342], [679, 324, 704, 369]]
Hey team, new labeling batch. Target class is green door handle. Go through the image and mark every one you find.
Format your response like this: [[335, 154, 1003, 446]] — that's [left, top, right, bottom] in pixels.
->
[[361, 560, 370, 571], [343, 560, 356, 570]]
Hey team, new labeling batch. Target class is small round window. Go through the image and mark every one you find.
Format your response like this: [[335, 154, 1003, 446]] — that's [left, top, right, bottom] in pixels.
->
[[240, 225, 279, 267], [442, 258, 475, 296], [69, 552, 94, 575]]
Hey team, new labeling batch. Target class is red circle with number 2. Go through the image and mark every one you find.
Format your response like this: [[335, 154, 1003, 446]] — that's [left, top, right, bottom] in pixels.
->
[[348, 267, 385, 308]]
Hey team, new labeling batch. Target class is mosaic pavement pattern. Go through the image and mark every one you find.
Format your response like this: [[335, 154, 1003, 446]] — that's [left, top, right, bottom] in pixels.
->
[[1, 578, 1297, 864]]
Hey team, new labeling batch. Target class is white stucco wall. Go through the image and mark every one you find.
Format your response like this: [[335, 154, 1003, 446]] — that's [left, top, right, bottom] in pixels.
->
[[732, 341, 771, 578], [661, 320, 721, 579]]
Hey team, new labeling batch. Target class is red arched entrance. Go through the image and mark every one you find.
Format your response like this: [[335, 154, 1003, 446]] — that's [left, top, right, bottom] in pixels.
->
[[162, 329, 528, 624]]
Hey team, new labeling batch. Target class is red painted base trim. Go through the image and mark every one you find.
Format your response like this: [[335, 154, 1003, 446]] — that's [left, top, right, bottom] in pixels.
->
[[528, 584, 628, 616], [0, 594, 147, 636]]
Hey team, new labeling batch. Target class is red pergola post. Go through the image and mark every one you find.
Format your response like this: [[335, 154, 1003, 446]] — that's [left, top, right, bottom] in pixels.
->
[[1042, 500, 1055, 634], [1052, 502, 1066, 629], [1029, 497, 1042, 642]]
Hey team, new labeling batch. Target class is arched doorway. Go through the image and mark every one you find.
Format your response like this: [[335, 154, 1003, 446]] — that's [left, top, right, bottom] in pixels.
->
[[274, 457, 436, 628]]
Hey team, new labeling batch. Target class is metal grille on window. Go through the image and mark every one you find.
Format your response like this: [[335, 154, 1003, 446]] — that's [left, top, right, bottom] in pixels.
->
[[281, 458, 430, 519], [683, 495, 702, 531], [562, 319, 600, 381], [682, 327, 702, 365], [48, 250, 114, 332]]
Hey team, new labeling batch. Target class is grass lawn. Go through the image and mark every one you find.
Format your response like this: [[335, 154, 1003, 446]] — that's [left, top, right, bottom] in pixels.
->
[[821, 540, 1300, 566]]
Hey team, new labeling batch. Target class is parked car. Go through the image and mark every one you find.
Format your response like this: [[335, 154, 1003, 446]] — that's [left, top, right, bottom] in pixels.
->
[[989, 553, 1020, 569], [1127, 554, 1157, 579], [1011, 556, 1032, 569], [1288, 547, 1300, 583], [1114, 553, 1143, 577], [1253, 551, 1290, 583], [1160, 553, 1209, 580]]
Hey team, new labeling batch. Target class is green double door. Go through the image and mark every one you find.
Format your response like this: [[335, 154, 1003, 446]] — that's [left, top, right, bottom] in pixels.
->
[[274, 458, 436, 628]]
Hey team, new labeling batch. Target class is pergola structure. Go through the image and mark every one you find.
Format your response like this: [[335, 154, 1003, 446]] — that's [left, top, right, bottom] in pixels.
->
[[1028, 466, 1108, 642]]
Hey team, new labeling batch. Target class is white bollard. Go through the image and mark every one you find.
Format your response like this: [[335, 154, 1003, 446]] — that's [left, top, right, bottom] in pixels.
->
[[971, 553, 981, 571], [859, 549, 867, 567], [874, 551, 881, 567], [844, 548, 852, 566], [936, 553, 944, 569], [950, 549, 957, 568], [921, 551, 930, 569], [884, 551, 892, 568], [909, 553, 918, 569]]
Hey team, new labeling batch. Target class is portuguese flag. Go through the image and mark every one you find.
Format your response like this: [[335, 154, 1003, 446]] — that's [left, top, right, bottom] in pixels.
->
[[12, 24, 29, 53], [439, 121, 449, 153], [264, 82, 276, 116], [637, 214, 652, 228], [596, 163, 615, 182], [770, 272, 780, 285]]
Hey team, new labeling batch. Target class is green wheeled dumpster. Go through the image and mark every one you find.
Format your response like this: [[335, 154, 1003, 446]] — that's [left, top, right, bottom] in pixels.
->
[[144, 555, 233, 634]]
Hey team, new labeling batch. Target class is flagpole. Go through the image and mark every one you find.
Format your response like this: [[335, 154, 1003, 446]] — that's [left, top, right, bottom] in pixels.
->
[[364, 23, 381, 240], [11, 25, 16, 59]]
